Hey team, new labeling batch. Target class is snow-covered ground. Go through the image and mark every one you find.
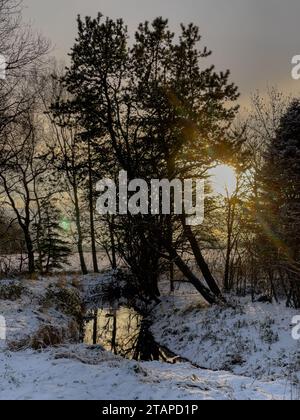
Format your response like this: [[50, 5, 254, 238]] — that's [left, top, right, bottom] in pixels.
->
[[0, 345, 295, 400], [152, 283, 300, 389], [0, 275, 299, 400]]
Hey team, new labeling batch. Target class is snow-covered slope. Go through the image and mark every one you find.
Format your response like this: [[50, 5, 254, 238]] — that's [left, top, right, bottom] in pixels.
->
[[152, 287, 300, 385]]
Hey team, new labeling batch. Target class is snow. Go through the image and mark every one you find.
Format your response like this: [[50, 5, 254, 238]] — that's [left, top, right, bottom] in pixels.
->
[[0, 275, 299, 400], [0, 345, 293, 400], [0, 277, 76, 344], [152, 283, 300, 384]]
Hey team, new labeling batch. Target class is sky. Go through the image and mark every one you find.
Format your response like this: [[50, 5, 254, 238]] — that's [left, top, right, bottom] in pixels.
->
[[23, 0, 300, 108]]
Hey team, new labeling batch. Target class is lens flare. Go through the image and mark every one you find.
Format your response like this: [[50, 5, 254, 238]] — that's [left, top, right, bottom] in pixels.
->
[[60, 218, 71, 232]]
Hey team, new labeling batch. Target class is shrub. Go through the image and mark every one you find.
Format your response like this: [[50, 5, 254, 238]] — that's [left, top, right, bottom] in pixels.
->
[[41, 285, 82, 321], [8, 321, 81, 351], [30, 325, 63, 350], [0, 283, 24, 301], [259, 318, 279, 344]]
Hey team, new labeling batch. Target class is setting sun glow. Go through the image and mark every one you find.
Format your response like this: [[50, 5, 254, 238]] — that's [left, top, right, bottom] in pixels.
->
[[209, 164, 237, 196]]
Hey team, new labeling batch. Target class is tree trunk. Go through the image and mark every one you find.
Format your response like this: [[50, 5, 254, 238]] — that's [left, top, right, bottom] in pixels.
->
[[24, 230, 35, 275], [183, 223, 223, 298], [224, 245, 231, 292], [87, 139, 99, 273], [93, 309, 98, 345], [223, 198, 235, 291], [73, 184, 88, 275], [162, 239, 218, 305], [167, 157, 175, 293], [111, 310, 117, 354], [170, 261, 175, 293], [109, 216, 117, 270]]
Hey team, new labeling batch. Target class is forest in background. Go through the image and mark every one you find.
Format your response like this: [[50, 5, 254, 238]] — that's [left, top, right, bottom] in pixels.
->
[[1, 0, 300, 309]]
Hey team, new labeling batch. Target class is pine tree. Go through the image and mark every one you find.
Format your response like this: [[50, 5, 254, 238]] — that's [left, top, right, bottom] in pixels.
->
[[260, 99, 300, 307], [51, 14, 241, 304], [35, 200, 71, 273]]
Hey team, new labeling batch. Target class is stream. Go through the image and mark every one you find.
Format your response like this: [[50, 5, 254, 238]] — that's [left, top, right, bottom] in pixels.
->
[[83, 306, 197, 364]]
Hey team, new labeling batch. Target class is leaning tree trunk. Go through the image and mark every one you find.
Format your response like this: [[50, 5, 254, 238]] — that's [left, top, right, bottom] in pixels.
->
[[182, 223, 223, 299], [162, 238, 218, 305]]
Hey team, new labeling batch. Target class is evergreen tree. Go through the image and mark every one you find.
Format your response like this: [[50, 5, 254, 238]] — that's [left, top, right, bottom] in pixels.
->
[[260, 99, 300, 307], [51, 14, 241, 304], [35, 200, 71, 273]]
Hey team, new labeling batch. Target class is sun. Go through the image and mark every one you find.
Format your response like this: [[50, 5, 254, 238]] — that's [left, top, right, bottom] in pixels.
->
[[209, 164, 237, 196]]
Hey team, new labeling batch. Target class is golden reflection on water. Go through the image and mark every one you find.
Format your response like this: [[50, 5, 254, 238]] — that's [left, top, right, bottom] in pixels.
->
[[84, 307, 143, 358]]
